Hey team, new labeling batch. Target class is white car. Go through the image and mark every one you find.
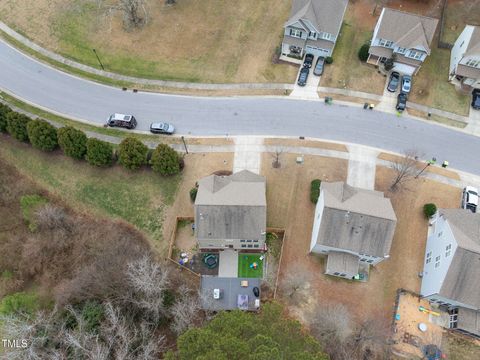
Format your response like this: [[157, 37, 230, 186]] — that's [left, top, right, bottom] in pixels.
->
[[462, 186, 478, 213]]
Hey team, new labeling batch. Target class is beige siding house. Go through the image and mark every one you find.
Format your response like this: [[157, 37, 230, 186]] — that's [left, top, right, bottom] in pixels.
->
[[310, 182, 397, 279], [194, 170, 266, 251], [368, 8, 438, 75], [281, 0, 348, 61], [449, 25, 480, 91]]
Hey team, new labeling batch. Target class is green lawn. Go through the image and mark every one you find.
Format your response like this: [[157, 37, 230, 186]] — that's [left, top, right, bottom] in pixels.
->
[[0, 136, 180, 254], [238, 253, 264, 278]]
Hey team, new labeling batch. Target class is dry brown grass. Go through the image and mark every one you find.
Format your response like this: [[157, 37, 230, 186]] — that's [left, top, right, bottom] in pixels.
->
[[0, 0, 298, 83], [407, 108, 467, 129], [264, 138, 348, 152], [318, 92, 380, 106]]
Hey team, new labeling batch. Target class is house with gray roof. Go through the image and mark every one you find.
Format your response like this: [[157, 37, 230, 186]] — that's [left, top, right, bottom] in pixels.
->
[[194, 170, 266, 251], [281, 0, 348, 61], [449, 25, 480, 91], [421, 209, 480, 338], [310, 182, 397, 279], [367, 8, 438, 75]]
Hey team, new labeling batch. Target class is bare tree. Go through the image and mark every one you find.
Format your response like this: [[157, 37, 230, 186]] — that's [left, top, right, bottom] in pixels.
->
[[35, 204, 71, 231], [271, 148, 283, 168], [118, 0, 148, 29], [389, 149, 421, 192], [169, 285, 203, 335], [125, 256, 171, 322], [279, 265, 312, 304]]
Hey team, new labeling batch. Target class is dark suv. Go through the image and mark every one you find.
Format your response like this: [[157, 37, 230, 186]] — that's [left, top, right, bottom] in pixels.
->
[[106, 113, 137, 129], [303, 53, 314, 68], [472, 89, 480, 110], [297, 67, 309, 86]]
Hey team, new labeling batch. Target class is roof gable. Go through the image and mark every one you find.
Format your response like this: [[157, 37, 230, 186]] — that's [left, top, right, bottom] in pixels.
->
[[396, 23, 431, 54], [464, 26, 480, 58]]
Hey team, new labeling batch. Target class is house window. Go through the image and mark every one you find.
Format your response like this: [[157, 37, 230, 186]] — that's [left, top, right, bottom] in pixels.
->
[[445, 244, 452, 257], [466, 59, 480, 68], [240, 240, 246, 243], [340, 273, 346, 277], [241, 245, 246, 248], [449, 308, 459, 329], [426, 251, 432, 264], [438, 231, 443, 237], [333, 272, 340, 276], [360, 258, 367, 262], [290, 28, 303, 38], [435, 256, 441, 268], [397, 47, 406, 54], [378, 38, 393, 47], [254, 245, 259, 248], [321, 32, 332, 41], [247, 244, 253, 248], [253, 240, 258, 243], [367, 260, 373, 264], [309, 31, 316, 39], [407, 50, 423, 60], [247, 240, 252, 243]]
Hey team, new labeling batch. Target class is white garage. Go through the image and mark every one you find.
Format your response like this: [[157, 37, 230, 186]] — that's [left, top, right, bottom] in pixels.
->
[[305, 45, 331, 57], [392, 63, 417, 76]]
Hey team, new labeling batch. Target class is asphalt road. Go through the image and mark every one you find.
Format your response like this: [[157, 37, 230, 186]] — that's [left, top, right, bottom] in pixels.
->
[[1, 39, 479, 174]]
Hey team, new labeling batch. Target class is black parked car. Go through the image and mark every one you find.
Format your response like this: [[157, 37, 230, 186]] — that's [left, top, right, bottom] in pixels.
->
[[297, 67, 309, 86], [396, 92, 407, 112], [303, 53, 314, 68], [472, 89, 480, 110], [387, 72, 400, 92]]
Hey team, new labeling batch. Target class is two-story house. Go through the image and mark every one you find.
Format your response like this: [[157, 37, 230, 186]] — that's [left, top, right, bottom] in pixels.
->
[[420, 209, 480, 338], [449, 25, 480, 91], [194, 170, 266, 251], [310, 182, 397, 279], [367, 8, 438, 75], [281, 0, 348, 61]]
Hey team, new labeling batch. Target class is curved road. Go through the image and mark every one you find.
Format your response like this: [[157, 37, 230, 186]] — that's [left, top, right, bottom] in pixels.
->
[[0, 39, 479, 174]]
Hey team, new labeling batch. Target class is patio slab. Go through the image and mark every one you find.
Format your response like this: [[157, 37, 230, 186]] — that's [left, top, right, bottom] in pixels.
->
[[218, 249, 238, 278]]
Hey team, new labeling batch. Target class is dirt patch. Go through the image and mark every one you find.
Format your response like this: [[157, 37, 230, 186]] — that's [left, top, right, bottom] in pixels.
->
[[378, 152, 461, 180], [264, 138, 348, 152]]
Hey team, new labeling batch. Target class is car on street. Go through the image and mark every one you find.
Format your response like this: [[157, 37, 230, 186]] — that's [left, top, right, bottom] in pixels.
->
[[387, 72, 400, 92], [462, 186, 479, 213], [396, 93, 407, 111], [401, 75, 412, 94], [106, 113, 137, 129], [313, 57, 325, 76], [303, 53, 314, 68], [297, 67, 309, 86], [472, 89, 480, 110], [150, 122, 175, 135]]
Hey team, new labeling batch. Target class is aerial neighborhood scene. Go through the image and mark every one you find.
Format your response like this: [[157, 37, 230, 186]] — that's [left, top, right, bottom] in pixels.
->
[[2, 0, 480, 359]]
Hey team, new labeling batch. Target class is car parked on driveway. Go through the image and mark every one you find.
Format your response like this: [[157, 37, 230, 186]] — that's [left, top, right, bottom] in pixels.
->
[[150, 122, 175, 135], [387, 72, 400, 92], [472, 89, 480, 110], [462, 186, 479, 213], [303, 53, 314, 68], [106, 113, 137, 129], [313, 57, 325, 76], [396, 93, 407, 112], [401, 75, 412, 94], [297, 67, 309, 86]]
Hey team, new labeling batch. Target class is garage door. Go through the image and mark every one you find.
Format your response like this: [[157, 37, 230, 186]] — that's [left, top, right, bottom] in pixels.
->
[[392, 63, 417, 76], [305, 46, 330, 57]]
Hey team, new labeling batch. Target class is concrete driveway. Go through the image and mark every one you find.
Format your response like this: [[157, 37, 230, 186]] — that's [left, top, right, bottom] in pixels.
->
[[290, 57, 321, 100]]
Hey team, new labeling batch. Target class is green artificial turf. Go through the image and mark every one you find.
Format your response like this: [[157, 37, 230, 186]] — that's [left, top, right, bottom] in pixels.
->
[[238, 253, 264, 278]]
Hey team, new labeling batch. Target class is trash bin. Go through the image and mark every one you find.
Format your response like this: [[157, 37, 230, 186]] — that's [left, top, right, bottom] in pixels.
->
[[324, 96, 333, 104], [363, 103, 369, 109]]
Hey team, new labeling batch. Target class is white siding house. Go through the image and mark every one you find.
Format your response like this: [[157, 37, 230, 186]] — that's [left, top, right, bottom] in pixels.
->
[[449, 25, 480, 91]]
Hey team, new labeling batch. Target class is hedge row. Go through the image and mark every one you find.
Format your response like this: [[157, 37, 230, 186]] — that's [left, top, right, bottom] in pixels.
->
[[0, 105, 182, 175]]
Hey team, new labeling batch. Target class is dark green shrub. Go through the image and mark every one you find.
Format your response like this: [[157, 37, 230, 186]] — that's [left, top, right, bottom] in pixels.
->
[[0, 292, 40, 316], [6, 112, 31, 142], [0, 103, 12, 132], [162, 289, 175, 308], [190, 187, 198, 202], [310, 179, 322, 204], [358, 44, 370, 62], [423, 203, 437, 218], [57, 126, 87, 159], [325, 56, 333, 64], [150, 144, 181, 176], [118, 137, 148, 170], [20, 194, 48, 231], [86, 138, 113, 167], [81, 301, 104, 334], [26, 119, 58, 151]]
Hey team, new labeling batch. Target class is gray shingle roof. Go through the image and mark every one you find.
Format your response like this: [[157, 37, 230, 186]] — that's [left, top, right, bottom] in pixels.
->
[[285, 0, 348, 37], [375, 8, 438, 54], [438, 209, 480, 308], [457, 307, 480, 336], [195, 170, 266, 240], [314, 182, 397, 257], [326, 251, 359, 278]]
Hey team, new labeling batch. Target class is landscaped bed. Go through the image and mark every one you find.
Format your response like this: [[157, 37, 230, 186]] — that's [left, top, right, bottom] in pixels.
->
[[238, 254, 264, 278]]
